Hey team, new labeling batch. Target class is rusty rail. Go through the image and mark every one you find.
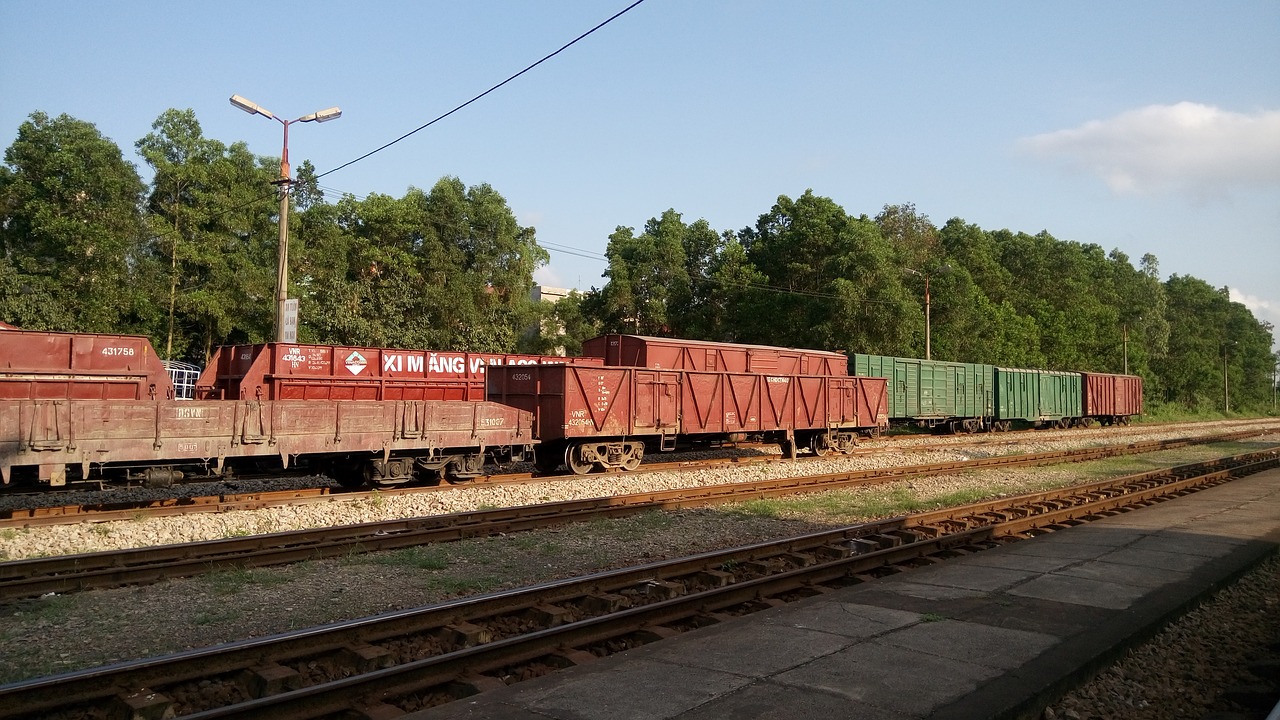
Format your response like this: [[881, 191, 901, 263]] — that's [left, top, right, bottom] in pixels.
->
[[0, 448, 1273, 719], [0, 430, 1273, 600]]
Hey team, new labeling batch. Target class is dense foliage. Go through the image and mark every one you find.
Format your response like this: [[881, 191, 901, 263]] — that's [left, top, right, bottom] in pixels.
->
[[1, 111, 1276, 412], [575, 200, 1276, 413]]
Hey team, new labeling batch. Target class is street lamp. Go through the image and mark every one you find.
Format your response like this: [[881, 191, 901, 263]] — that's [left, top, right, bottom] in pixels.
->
[[229, 94, 341, 343], [1123, 324, 1129, 375], [1222, 341, 1236, 414], [1121, 316, 1141, 375], [903, 265, 950, 360]]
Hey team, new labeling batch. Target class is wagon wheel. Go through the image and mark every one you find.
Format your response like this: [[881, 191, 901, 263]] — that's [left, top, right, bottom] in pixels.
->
[[443, 454, 484, 484], [809, 434, 830, 457], [566, 444, 596, 475], [621, 443, 643, 471], [778, 439, 796, 459]]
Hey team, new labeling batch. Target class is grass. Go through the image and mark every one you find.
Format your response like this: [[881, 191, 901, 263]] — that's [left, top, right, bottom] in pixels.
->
[[25, 593, 77, 623], [201, 566, 292, 595], [369, 546, 450, 570], [509, 534, 563, 554], [1137, 402, 1273, 424], [729, 486, 954, 523], [421, 575, 501, 595], [726, 439, 1276, 526], [194, 609, 244, 626], [588, 510, 675, 541]]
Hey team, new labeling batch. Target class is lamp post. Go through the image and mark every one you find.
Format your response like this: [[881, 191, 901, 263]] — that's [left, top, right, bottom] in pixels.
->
[[1123, 324, 1129, 375], [229, 95, 341, 343], [1221, 341, 1236, 414], [904, 265, 950, 360], [1121, 316, 1141, 375]]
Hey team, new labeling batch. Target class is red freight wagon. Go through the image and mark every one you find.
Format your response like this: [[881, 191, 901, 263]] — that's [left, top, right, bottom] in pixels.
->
[[1081, 372, 1143, 425], [197, 343, 601, 402], [0, 329, 174, 401], [488, 364, 887, 474], [581, 334, 848, 376], [1, 396, 534, 487]]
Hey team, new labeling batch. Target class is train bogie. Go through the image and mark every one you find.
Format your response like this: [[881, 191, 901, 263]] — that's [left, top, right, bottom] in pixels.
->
[[583, 334, 848, 376]]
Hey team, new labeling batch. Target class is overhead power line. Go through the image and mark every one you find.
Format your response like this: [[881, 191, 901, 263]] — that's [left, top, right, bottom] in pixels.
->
[[316, 0, 648, 181], [539, 240, 607, 262]]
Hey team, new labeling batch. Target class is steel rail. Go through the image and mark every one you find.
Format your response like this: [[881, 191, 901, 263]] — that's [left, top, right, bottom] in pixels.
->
[[0, 430, 1273, 600], [1, 449, 1272, 719], [4, 420, 1275, 528]]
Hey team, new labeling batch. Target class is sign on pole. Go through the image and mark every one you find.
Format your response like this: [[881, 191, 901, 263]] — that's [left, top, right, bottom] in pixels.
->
[[282, 299, 299, 343]]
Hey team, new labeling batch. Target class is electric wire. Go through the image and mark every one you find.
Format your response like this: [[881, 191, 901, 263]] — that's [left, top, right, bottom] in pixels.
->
[[132, 2, 646, 254], [135, 0, 895, 310], [315, 0, 647, 182]]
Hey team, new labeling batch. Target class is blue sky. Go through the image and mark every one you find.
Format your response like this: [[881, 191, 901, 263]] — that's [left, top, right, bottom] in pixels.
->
[[3, 1, 1278, 346]]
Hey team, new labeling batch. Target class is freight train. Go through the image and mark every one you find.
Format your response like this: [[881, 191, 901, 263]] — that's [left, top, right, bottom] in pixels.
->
[[850, 354, 1143, 433], [0, 329, 1141, 489], [0, 330, 889, 488]]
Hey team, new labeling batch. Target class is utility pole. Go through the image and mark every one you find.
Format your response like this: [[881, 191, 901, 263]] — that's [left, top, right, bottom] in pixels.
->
[[230, 95, 341, 342]]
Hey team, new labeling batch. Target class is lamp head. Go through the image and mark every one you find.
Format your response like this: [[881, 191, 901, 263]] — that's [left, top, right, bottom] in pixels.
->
[[229, 95, 275, 120], [300, 107, 342, 123]]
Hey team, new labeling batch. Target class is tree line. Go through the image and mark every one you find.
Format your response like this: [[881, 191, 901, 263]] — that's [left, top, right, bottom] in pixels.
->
[[2, 110, 1276, 413]]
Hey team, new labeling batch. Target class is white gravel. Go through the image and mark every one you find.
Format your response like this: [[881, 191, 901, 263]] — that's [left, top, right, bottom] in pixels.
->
[[2, 420, 1276, 561]]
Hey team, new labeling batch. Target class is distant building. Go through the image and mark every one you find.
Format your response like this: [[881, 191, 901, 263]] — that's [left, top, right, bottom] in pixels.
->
[[530, 285, 571, 304], [528, 285, 572, 355]]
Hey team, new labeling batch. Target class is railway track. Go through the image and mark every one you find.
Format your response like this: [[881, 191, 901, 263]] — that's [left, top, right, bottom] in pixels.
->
[[0, 429, 1271, 601], [2, 446, 1274, 719], [2, 419, 1275, 528]]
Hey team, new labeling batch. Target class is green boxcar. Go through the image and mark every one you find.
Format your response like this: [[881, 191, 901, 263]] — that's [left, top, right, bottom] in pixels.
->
[[993, 368, 1082, 427], [850, 354, 995, 430]]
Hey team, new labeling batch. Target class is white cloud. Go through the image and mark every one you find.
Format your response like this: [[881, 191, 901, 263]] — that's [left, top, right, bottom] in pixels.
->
[[1019, 103, 1280, 198], [1229, 287, 1279, 330], [533, 265, 565, 289]]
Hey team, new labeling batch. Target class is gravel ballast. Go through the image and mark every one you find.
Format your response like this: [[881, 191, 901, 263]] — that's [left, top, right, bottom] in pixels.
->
[[2, 420, 1276, 561], [0, 420, 1276, 714]]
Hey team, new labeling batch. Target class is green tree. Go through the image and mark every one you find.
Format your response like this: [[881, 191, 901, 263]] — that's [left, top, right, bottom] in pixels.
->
[[0, 112, 147, 332], [299, 177, 545, 351], [597, 210, 693, 335], [877, 202, 940, 272], [136, 109, 278, 361], [423, 177, 548, 351], [737, 190, 915, 353]]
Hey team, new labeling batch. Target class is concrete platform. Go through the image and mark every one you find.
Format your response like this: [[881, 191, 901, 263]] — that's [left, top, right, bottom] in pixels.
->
[[405, 466, 1280, 720]]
